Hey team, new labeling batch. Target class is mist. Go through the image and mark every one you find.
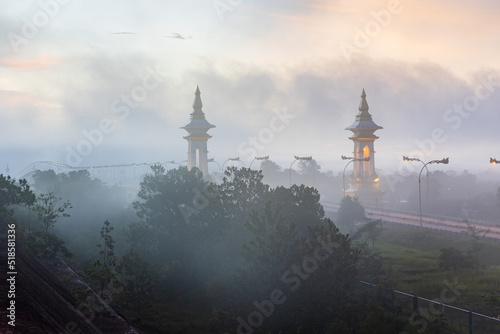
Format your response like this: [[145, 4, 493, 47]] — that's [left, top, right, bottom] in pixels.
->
[[2, 1, 500, 333]]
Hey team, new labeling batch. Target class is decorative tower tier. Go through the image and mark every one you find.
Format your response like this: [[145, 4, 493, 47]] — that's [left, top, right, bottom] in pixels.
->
[[345, 89, 383, 206], [181, 86, 215, 179]]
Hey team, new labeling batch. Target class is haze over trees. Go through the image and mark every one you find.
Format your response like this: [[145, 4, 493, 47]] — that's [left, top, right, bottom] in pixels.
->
[[3, 163, 500, 333]]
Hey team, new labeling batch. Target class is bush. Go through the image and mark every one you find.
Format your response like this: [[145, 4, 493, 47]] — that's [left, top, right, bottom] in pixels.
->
[[438, 247, 472, 270]]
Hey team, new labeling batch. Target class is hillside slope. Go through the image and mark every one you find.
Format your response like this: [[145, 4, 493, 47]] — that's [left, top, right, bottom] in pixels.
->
[[0, 232, 139, 333]]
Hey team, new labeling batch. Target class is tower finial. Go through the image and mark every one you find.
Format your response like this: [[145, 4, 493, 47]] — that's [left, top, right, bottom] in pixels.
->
[[192, 85, 204, 118], [359, 88, 369, 113]]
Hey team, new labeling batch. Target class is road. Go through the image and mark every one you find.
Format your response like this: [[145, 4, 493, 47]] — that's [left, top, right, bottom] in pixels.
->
[[321, 201, 500, 241]]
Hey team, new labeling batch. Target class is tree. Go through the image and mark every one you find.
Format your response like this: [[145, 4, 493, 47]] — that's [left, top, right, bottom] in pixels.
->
[[31, 169, 131, 264], [297, 158, 321, 186], [88, 220, 117, 299], [462, 220, 489, 271], [241, 202, 299, 290], [34, 191, 72, 250], [353, 219, 383, 250], [218, 167, 271, 223], [272, 184, 325, 233], [261, 159, 284, 186], [132, 165, 210, 260], [0, 174, 35, 229], [243, 219, 360, 333], [233, 195, 361, 333], [130, 165, 224, 302], [337, 196, 367, 234], [116, 248, 153, 316]]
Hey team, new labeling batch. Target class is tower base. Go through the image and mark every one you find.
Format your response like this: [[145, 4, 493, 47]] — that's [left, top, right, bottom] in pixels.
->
[[346, 178, 384, 208]]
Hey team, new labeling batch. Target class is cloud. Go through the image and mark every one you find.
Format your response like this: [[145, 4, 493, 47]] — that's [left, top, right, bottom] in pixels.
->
[[1, 1, 500, 174], [0, 54, 62, 69], [2, 49, 499, 173]]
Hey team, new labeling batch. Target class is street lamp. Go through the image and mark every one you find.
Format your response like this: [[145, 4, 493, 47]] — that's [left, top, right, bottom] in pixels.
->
[[403, 156, 431, 214], [289, 155, 312, 187], [207, 158, 221, 172], [341, 155, 370, 197], [250, 156, 269, 169], [410, 157, 449, 228], [490, 158, 499, 164], [222, 157, 245, 170]]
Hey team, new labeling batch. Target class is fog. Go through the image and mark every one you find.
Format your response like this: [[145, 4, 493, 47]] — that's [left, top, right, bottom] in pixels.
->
[[3, 1, 500, 332], [2, 2, 500, 175]]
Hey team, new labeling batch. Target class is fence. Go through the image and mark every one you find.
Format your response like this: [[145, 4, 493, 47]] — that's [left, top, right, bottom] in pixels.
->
[[359, 281, 500, 333]]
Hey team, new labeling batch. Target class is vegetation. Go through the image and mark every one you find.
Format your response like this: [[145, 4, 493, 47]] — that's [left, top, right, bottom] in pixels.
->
[[5, 165, 500, 333], [372, 223, 500, 318], [34, 191, 72, 250], [84, 220, 117, 299], [0, 174, 35, 229], [336, 196, 367, 234]]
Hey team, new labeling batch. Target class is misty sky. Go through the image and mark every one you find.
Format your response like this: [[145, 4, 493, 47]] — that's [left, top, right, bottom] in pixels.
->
[[2, 0, 500, 177]]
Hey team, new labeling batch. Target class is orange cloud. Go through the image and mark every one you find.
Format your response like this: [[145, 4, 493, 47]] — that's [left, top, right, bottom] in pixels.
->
[[0, 54, 61, 69], [0, 91, 59, 110]]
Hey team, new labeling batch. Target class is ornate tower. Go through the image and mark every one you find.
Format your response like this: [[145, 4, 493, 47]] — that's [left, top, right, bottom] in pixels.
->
[[345, 89, 383, 205], [181, 86, 215, 178]]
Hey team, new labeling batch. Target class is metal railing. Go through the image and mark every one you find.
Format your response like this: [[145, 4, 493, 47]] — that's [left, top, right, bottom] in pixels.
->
[[360, 281, 500, 334]]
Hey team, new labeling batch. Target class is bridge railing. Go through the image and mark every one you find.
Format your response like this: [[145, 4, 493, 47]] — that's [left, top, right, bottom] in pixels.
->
[[364, 204, 500, 228]]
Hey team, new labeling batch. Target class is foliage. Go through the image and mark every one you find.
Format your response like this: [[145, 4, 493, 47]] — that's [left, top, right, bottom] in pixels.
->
[[272, 184, 325, 233], [218, 166, 271, 223], [31, 169, 131, 264], [0, 174, 35, 229], [357, 249, 386, 281], [240, 202, 300, 293], [462, 220, 489, 271], [353, 219, 383, 250], [85, 220, 117, 299], [357, 304, 407, 333], [129, 165, 224, 302], [337, 196, 367, 234], [237, 207, 360, 333], [26, 231, 72, 258], [438, 246, 472, 270], [34, 191, 72, 250], [115, 248, 154, 316], [133, 165, 208, 239]]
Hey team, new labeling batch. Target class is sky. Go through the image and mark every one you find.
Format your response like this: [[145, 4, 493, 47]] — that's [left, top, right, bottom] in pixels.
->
[[2, 0, 500, 178]]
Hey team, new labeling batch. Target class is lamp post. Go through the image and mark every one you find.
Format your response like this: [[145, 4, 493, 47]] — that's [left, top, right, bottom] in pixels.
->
[[289, 155, 312, 187], [403, 156, 431, 214], [207, 158, 221, 172], [250, 156, 269, 169], [341, 155, 370, 197], [413, 157, 449, 228], [222, 157, 245, 170]]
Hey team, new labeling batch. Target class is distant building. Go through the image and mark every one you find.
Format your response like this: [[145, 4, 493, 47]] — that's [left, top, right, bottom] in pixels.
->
[[181, 86, 215, 179], [345, 89, 383, 206]]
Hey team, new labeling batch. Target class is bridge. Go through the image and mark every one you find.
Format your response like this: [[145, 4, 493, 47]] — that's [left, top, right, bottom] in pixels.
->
[[13, 160, 188, 186], [321, 200, 500, 241]]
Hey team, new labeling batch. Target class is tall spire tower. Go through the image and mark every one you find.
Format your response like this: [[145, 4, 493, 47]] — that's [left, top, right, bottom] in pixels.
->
[[345, 89, 383, 205], [181, 86, 215, 178]]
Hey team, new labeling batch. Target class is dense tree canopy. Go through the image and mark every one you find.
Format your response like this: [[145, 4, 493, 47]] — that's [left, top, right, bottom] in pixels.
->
[[0, 174, 35, 228]]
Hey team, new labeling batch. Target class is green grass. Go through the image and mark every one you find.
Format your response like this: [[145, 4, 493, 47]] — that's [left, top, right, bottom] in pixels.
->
[[369, 224, 500, 317]]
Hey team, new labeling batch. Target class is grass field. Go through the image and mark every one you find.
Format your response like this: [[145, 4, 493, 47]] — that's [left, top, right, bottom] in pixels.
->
[[369, 222, 500, 318]]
